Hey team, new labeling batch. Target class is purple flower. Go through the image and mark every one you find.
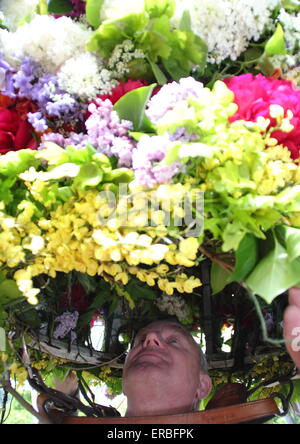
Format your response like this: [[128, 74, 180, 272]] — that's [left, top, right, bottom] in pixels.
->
[[28, 112, 48, 132], [11, 58, 82, 124], [147, 77, 204, 125], [0, 56, 16, 97], [132, 134, 181, 188], [85, 99, 136, 167], [53, 311, 79, 341]]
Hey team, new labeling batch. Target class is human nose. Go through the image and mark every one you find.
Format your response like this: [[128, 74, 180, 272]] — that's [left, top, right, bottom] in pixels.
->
[[142, 332, 163, 348]]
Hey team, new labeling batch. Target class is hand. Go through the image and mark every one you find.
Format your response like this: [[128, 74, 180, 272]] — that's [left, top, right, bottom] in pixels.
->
[[53, 372, 79, 396], [284, 287, 300, 371]]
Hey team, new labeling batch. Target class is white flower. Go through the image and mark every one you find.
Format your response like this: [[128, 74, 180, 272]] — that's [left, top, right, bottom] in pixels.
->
[[156, 294, 189, 322], [0, 15, 93, 73], [57, 52, 116, 100], [173, 0, 280, 64], [0, 0, 39, 31], [100, 0, 144, 21], [270, 9, 300, 74]]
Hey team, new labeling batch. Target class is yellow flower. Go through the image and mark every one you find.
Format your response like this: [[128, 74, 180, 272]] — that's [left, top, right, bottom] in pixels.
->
[[179, 238, 199, 260], [183, 277, 202, 293], [156, 264, 169, 274]]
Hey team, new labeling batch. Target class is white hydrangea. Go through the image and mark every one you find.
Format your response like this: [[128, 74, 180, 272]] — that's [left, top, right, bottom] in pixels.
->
[[270, 9, 300, 74], [58, 52, 117, 101], [0, 0, 39, 31], [0, 15, 93, 73], [156, 294, 190, 322], [173, 0, 280, 64], [100, 0, 144, 21]]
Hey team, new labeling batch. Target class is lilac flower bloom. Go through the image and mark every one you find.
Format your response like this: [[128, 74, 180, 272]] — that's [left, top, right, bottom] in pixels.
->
[[146, 77, 204, 125], [28, 112, 48, 132], [53, 311, 79, 340], [85, 99, 136, 167], [40, 132, 67, 149], [132, 134, 181, 188], [0, 56, 15, 96]]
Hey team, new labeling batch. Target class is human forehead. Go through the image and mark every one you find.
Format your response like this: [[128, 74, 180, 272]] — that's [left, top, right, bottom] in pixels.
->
[[135, 321, 193, 342]]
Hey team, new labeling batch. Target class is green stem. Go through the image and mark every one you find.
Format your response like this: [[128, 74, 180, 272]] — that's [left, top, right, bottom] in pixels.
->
[[38, 0, 48, 14], [247, 289, 287, 345]]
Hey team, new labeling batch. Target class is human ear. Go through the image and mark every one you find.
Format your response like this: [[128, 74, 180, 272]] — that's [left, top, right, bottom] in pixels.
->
[[195, 374, 212, 402]]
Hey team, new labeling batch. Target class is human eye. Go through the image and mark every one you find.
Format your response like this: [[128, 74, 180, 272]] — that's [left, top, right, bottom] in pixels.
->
[[167, 336, 179, 344], [133, 335, 145, 346]]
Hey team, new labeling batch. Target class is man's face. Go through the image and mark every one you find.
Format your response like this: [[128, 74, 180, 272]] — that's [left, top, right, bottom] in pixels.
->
[[122, 321, 206, 410]]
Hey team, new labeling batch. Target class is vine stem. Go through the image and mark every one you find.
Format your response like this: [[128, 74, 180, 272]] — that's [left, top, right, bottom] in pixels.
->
[[247, 288, 288, 346], [199, 246, 234, 272]]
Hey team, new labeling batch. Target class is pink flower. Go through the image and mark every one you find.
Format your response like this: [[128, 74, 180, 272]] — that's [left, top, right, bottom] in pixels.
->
[[224, 74, 300, 159]]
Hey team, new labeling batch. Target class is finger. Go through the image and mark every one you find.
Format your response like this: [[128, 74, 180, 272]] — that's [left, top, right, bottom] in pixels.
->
[[289, 287, 300, 308], [284, 304, 300, 371]]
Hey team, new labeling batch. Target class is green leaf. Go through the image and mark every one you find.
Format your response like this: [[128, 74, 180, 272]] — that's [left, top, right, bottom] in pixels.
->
[[48, 0, 73, 14], [86, 22, 123, 56], [0, 149, 39, 177], [0, 327, 6, 351], [145, 0, 176, 18], [93, 153, 112, 172], [73, 163, 103, 191], [37, 0, 48, 14], [86, 0, 103, 29], [245, 236, 300, 304], [265, 23, 287, 56], [114, 84, 157, 132], [40, 163, 81, 181], [57, 186, 73, 202], [162, 58, 189, 82], [163, 142, 181, 165], [0, 280, 22, 304], [103, 168, 134, 184], [276, 225, 300, 263], [66, 144, 97, 164], [179, 10, 192, 31], [211, 262, 232, 295], [281, 0, 300, 12], [148, 60, 168, 85], [126, 280, 157, 300], [231, 234, 258, 282], [37, 143, 70, 166]]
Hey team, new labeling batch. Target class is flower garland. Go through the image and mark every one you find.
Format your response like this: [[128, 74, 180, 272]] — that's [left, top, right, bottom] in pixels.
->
[[0, 0, 300, 406]]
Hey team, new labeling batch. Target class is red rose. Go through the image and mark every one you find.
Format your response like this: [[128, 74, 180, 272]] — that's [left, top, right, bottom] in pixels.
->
[[0, 107, 36, 154], [98, 79, 148, 105], [60, 283, 90, 313]]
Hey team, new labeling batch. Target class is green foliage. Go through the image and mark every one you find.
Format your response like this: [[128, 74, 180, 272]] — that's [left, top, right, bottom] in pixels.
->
[[265, 23, 287, 56], [86, 0, 104, 28], [231, 234, 258, 282], [86, 0, 207, 83], [11, 143, 134, 207], [210, 262, 232, 295], [114, 84, 156, 132], [246, 228, 300, 304], [48, 0, 73, 14]]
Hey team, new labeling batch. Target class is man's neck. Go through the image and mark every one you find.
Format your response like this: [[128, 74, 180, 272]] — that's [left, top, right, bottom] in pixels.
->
[[125, 397, 194, 418]]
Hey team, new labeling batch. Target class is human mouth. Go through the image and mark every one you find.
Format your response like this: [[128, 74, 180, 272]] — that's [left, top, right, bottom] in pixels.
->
[[134, 350, 166, 362]]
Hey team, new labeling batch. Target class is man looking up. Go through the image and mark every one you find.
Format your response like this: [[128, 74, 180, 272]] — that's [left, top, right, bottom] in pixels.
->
[[122, 320, 212, 417]]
